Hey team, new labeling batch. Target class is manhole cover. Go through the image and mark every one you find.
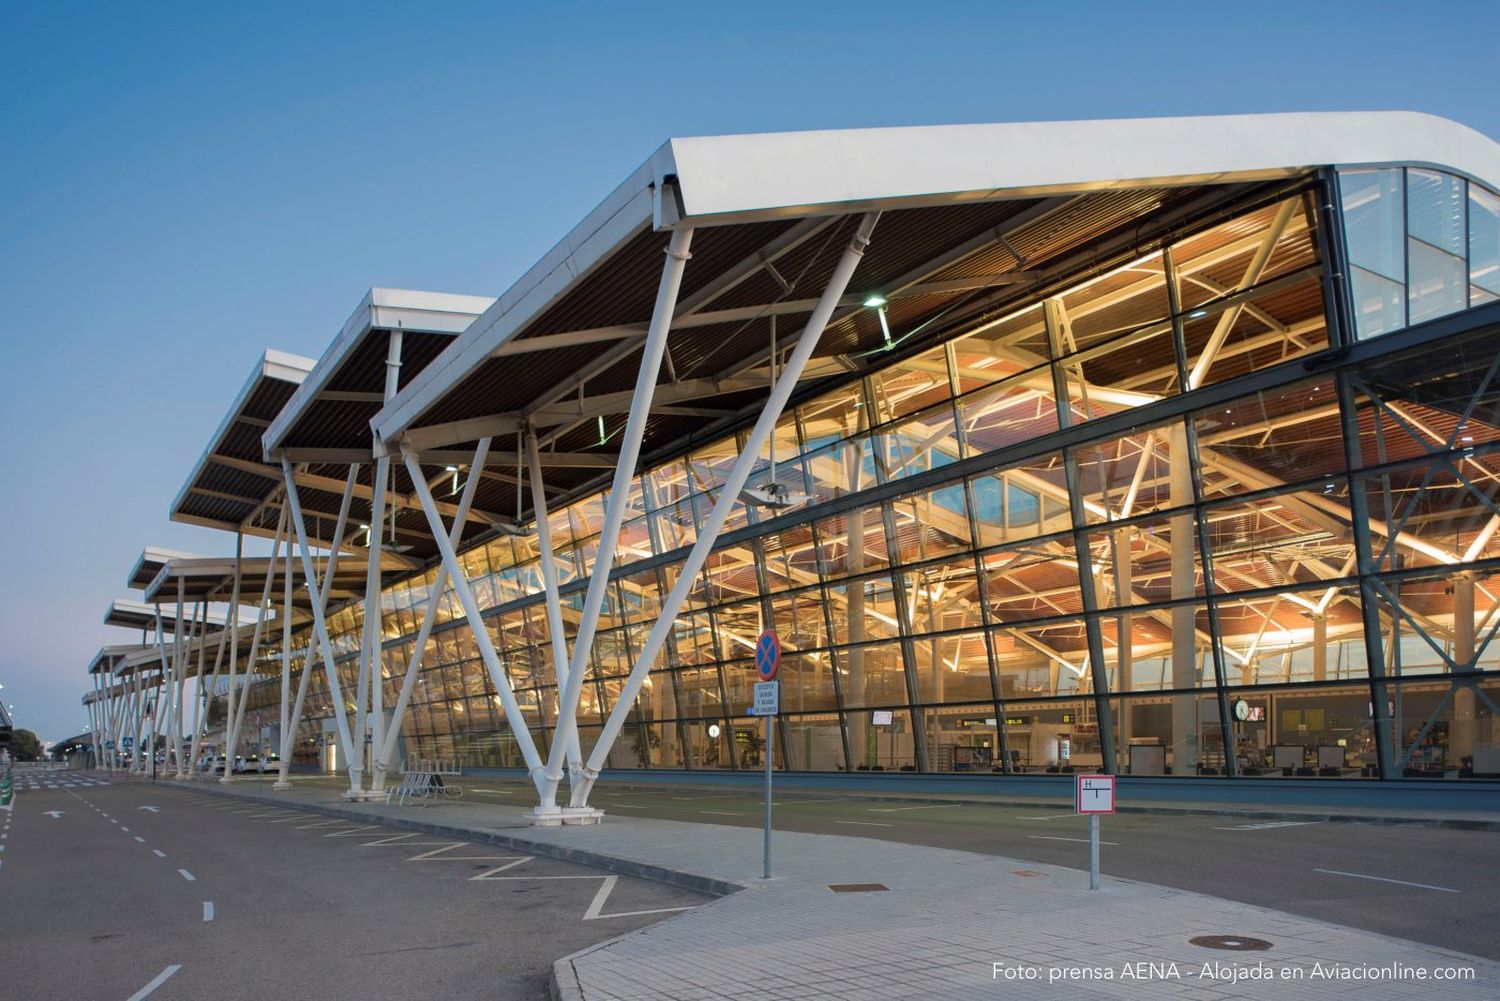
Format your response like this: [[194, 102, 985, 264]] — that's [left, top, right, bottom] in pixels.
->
[[1189, 935, 1272, 951], [1012, 869, 1044, 878], [827, 883, 889, 893]]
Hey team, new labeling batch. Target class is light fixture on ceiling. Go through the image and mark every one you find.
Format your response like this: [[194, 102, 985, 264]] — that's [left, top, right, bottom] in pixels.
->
[[864, 293, 894, 350], [741, 313, 809, 511], [445, 465, 460, 495]]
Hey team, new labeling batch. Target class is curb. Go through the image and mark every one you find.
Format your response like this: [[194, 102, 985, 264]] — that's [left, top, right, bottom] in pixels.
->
[[470, 778, 1500, 831], [166, 780, 745, 898]]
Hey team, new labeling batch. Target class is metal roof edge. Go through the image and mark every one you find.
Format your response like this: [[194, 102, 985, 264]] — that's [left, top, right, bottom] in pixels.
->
[[169, 348, 314, 526], [663, 111, 1500, 225], [372, 149, 668, 444], [262, 288, 495, 457]]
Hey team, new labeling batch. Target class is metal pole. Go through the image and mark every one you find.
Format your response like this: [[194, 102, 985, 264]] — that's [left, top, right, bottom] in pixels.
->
[[570, 212, 879, 810], [374, 437, 491, 785], [526, 424, 582, 773], [402, 445, 546, 786], [543, 226, 696, 811], [763, 712, 773, 880], [1089, 814, 1099, 890], [281, 458, 360, 789], [221, 526, 247, 783]]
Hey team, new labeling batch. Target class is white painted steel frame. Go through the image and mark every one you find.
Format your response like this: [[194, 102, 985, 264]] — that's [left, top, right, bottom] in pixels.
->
[[539, 226, 696, 812], [281, 460, 360, 789], [373, 437, 490, 788], [526, 425, 581, 773], [569, 212, 879, 808], [402, 441, 547, 787]]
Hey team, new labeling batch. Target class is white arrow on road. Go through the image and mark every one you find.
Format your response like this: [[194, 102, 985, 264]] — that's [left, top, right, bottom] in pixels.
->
[[43, 810, 65, 819], [138, 806, 161, 813]]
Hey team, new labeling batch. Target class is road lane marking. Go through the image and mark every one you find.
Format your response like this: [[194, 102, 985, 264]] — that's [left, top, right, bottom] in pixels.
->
[[1029, 835, 1120, 845], [1312, 868, 1459, 893], [595, 801, 647, 809], [467, 857, 535, 879], [836, 820, 893, 827], [178, 869, 196, 881], [125, 964, 180, 1001], [1214, 821, 1320, 831], [698, 810, 742, 816], [121, 827, 130, 832], [867, 805, 951, 813], [582, 874, 695, 921], [471, 789, 513, 796], [202, 901, 214, 922], [671, 794, 744, 801], [153, 850, 166, 858], [135, 837, 146, 842], [1019, 814, 1078, 820]]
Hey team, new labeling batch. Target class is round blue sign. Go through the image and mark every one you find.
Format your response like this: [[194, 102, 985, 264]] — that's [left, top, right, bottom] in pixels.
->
[[755, 630, 781, 681]]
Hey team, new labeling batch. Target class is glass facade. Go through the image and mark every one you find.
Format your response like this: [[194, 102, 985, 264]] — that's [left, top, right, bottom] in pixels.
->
[[242, 169, 1500, 782]]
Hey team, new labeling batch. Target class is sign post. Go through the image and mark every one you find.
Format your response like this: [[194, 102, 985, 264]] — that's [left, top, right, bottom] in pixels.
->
[[754, 630, 781, 880], [1075, 774, 1115, 890]]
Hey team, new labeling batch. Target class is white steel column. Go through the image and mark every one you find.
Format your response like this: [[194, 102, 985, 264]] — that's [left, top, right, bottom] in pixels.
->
[[541, 226, 695, 813], [569, 213, 879, 812], [273, 529, 295, 790], [220, 527, 249, 783], [274, 470, 355, 791], [373, 437, 490, 790], [189, 607, 228, 777], [227, 492, 306, 777], [358, 329, 402, 795], [175, 601, 203, 778], [402, 443, 546, 786], [281, 459, 360, 789], [527, 425, 582, 773]]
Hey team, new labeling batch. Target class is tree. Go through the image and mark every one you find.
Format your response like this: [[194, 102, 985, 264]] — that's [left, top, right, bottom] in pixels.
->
[[9, 728, 43, 761]]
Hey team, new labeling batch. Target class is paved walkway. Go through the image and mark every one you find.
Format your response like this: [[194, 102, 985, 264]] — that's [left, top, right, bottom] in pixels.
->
[[165, 776, 1497, 999]]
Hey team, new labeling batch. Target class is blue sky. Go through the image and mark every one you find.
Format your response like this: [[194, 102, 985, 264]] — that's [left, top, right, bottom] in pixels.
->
[[2, 1, 1497, 743]]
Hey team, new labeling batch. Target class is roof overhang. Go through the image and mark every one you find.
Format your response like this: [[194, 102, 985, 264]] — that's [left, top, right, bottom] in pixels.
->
[[128, 547, 205, 590], [103, 598, 231, 634], [262, 287, 493, 461], [169, 349, 315, 536]]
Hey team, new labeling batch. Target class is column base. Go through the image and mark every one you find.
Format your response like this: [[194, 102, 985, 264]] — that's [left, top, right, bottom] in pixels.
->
[[562, 807, 605, 825], [528, 806, 565, 827], [343, 788, 387, 802], [271, 781, 293, 791]]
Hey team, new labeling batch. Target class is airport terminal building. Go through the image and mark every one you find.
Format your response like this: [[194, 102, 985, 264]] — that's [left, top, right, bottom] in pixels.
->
[[85, 112, 1500, 807]]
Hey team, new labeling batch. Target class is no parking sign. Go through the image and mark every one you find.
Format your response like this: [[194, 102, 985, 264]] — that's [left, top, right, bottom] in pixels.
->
[[755, 630, 780, 681]]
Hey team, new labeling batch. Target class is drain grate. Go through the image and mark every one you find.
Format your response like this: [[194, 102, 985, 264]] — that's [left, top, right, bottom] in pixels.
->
[[1189, 935, 1272, 951], [827, 883, 889, 893]]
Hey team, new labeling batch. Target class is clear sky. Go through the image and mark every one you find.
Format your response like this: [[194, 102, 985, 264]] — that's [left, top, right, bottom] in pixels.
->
[[2, 0, 1497, 744]]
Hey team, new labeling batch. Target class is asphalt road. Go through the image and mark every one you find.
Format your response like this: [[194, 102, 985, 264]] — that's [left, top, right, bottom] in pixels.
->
[[429, 775, 1500, 961], [0, 778, 707, 1000]]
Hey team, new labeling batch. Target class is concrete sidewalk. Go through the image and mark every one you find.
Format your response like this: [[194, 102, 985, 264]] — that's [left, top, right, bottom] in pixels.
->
[[172, 777, 1498, 999]]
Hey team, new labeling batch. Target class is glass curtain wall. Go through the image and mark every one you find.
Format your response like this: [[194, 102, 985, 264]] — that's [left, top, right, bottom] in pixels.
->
[[250, 171, 1500, 781]]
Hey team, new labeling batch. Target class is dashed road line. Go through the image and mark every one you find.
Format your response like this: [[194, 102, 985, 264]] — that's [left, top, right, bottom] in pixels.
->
[[1029, 835, 1120, 846], [1312, 868, 1459, 893], [202, 901, 215, 922], [868, 805, 950, 813], [178, 868, 196, 881], [835, 820, 893, 828], [698, 810, 742, 817], [152, 849, 167, 858], [135, 836, 146, 843]]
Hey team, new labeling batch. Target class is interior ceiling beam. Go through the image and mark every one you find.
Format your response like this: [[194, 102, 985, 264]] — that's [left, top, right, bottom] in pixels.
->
[[214, 454, 496, 528], [711, 197, 1077, 386]]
